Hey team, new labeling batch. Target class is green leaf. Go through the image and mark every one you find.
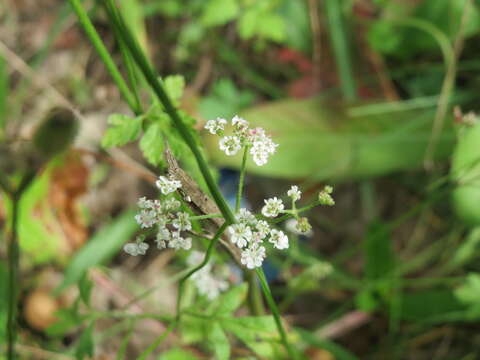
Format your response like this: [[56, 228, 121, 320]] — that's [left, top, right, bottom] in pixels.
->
[[201, 0, 239, 27], [180, 314, 207, 344], [78, 273, 93, 307], [158, 348, 200, 360], [0, 262, 8, 340], [208, 322, 230, 360], [46, 308, 82, 336], [450, 227, 480, 267], [55, 210, 137, 293], [208, 283, 248, 315], [364, 221, 395, 281], [75, 322, 95, 360], [455, 273, 480, 315], [399, 289, 466, 321], [164, 75, 185, 105], [102, 114, 142, 148], [140, 122, 165, 166], [221, 316, 279, 358]]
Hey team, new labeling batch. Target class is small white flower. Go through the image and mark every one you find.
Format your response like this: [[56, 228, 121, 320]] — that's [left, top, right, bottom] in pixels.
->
[[205, 117, 227, 134], [163, 198, 181, 212], [269, 229, 289, 250], [249, 135, 277, 166], [241, 245, 266, 269], [261, 197, 284, 217], [287, 185, 301, 202], [285, 218, 313, 237], [192, 270, 228, 300], [255, 220, 270, 238], [156, 227, 171, 249], [134, 209, 157, 228], [156, 176, 182, 195], [137, 196, 151, 209], [168, 232, 192, 250], [172, 212, 192, 231], [219, 136, 241, 156], [236, 208, 256, 224], [232, 115, 249, 132], [123, 241, 149, 256], [228, 223, 253, 248]]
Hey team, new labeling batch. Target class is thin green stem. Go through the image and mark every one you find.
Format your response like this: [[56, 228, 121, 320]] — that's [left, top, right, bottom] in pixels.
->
[[176, 223, 228, 318], [6, 193, 20, 360], [272, 200, 321, 224], [67, 0, 140, 114], [138, 320, 177, 360], [236, 146, 249, 213], [256, 268, 298, 359], [189, 213, 223, 221], [101, 0, 235, 224]]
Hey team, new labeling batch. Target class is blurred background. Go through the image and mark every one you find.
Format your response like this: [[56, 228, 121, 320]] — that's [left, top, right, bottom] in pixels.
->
[[2, 0, 480, 359]]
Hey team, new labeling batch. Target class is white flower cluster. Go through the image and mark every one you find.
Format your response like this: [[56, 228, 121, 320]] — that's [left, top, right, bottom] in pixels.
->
[[205, 115, 278, 166], [125, 176, 193, 256], [187, 251, 229, 300], [228, 208, 289, 269]]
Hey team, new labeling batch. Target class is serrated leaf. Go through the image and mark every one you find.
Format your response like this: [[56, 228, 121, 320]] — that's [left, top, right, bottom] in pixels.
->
[[140, 123, 165, 166], [75, 322, 95, 360], [201, 0, 239, 27], [55, 211, 137, 293], [180, 314, 207, 344], [208, 283, 248, 315], [164, 75, 185, 105], [208, 322, 230, 360], [102, 114, 142, 148]]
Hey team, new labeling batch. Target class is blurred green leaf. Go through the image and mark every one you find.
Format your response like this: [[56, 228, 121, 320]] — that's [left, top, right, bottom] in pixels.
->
[[279, 0, 311, 52], [47, 308, 82, 336], [455, 273, 480, 315], [207, 283, 248, 316], [201, 0, 239, 26], [0, 55, 7, 131], [450, 227, 480, 267], [0, 262, 8, 342], [102, 114, 142, 148], [204, 97, 455, 180], [140, 122, 165, 166], [158, 348, 200, 360], [399, 289, 466, 321], [56, 210, 137, 293], [238, 6, 286, 42], [180, 314, 207, 344], [75, 322, 95, 360], [364, 221, 394, 281], [208, 322, 230, 360], [164, 75, 185, 106], [78, 273, 93, 307]]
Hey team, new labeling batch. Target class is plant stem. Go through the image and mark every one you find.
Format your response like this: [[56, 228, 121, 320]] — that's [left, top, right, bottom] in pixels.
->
[[101, 0, 236, 224], [137, 320, 177, 360], [67, 0, 140, 114], [6, 193, 20, 360], [256, 268, 298, 359], [189, 213, 223, 220], [176, 223, 228, 318], [272, 200, 321, 224], [236, 145, 249, 213]]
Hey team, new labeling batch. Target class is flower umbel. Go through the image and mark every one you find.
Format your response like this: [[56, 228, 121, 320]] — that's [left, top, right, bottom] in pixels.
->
[[156, 175, 182, 195], [262, 197, 284, 218]]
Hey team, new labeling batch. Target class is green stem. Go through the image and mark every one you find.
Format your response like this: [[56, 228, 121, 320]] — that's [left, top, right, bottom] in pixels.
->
[[189, 214, 223, 221], [176, 223, 228, 318], [101, 0, 235, 224], [236, 146, 249, 213], [67, 0, 140, 114], [256, 268, 298, 359], [137, 320, 177, 360], [246, 271, 264, 316], [272, 200, 321, 224], [6, 193, 20, 360]]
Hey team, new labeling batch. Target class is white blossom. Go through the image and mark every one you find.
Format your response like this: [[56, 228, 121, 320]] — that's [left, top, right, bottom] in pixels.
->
[[285, 218, 313, 237], [168, 232, 192, 250], [241, 244, 266, 269], [156, 175, 182, 195], [134, 209, 157, 228], [269, 229, 289, 250], [193, 272, 229, 300], [123, 241, 149, 256], [172, 212, 192, 231], [249, 134, 277, 166], [261, 197, 284, 217], [287, 185, 301, 202], [205, 117, 227, 134], [255, 220, 270, 238], [155, 227, 171, 249], [163, 198, 181, 212], [232, 115, 249, 132], [236, 208, 256, 224], [228, 223, 252, 248], [219, 136, 241, 156]]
